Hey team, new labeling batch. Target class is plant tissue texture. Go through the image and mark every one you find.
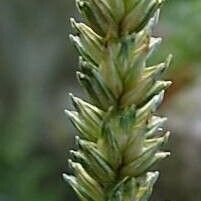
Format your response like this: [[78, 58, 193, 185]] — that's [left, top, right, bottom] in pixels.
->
[[63, 0, 172, 201]]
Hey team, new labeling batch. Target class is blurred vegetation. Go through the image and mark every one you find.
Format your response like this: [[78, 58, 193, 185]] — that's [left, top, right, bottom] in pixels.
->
[[153, 0, 201, 98], [0, 0, 200, 201]]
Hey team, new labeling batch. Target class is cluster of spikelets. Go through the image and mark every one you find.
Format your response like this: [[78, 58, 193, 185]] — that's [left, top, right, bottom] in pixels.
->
[[63, 0, 172, 201]]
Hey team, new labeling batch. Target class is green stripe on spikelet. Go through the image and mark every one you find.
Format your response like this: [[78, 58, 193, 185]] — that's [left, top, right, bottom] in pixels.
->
[[64, 0, 172, 201]]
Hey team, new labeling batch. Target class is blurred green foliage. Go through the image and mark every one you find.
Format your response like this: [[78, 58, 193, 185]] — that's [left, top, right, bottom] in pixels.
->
[[0, 0, 201, 201], [152, 0, 201, 96]]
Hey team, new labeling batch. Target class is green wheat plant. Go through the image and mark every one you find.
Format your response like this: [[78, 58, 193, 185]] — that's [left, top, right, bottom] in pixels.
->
[[63, 0, 172, 201]]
